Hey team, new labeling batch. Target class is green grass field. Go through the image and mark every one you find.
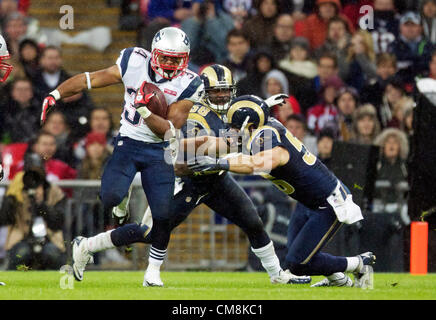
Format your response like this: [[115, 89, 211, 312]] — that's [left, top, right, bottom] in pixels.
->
[[0, 271, 435, 300]]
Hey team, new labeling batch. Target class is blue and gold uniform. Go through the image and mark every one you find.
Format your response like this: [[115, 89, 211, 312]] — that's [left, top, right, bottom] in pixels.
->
[[246, 117, 340, 210], [221, 95, 363, 277], [169, 102, 270, 249]]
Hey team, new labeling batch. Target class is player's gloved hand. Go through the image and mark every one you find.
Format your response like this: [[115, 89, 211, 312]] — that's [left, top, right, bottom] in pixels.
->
[[40, 95, 57, 125], [264, 94, 289, 108], [188, 156, 230, 173], [134, 81, 156, 119], [0, 164, 4, 181]]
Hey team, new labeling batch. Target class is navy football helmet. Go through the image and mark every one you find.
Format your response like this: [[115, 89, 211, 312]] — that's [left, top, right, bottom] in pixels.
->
[[226, 95, 269, 132]]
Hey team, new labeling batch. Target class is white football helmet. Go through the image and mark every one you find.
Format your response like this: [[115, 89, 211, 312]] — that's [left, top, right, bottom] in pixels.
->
[[150, 27, 190, 80], [0, 35, 13, 82]]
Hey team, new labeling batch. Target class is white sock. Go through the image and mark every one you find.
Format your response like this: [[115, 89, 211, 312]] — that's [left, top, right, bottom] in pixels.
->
[[345, 257, 360, 272], [251, 241, 281, 278], [327, 272, 346, 281], [87, 230, 115, 253], [147, 246, 166, 272]]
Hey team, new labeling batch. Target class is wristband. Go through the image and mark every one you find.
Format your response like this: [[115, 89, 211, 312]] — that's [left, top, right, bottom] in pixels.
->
[[136, 106, 152, 119], [49, 89, 61, 101], [85, 72, 92, 90]]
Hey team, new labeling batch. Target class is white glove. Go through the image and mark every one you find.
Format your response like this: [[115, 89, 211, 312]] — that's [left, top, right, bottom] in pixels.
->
[[264, 94, 289, 108]]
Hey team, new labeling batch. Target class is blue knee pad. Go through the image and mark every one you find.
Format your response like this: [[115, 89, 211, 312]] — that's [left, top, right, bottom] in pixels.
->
[[110, 223, 151, 246]]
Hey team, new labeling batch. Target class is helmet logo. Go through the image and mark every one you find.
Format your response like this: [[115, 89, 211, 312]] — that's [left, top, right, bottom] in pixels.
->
[[154, 32, 162, 43], [183, 35, 190, 46]]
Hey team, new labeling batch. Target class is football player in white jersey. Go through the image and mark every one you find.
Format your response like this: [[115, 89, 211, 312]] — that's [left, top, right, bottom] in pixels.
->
[[40, 27, 204, 286]]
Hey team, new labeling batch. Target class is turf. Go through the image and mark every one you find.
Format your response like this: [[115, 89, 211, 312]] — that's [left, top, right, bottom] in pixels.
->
[[0, 271, 435, 300]]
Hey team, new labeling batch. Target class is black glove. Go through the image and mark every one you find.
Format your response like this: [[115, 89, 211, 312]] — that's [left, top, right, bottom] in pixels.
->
[[0, 164, 3, 181], [188, 156, 230, 173]]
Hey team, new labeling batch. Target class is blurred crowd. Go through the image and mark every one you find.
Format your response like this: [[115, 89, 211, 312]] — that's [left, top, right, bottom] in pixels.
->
[[1, 0, 432, 269], [134, 0, 422, 210]]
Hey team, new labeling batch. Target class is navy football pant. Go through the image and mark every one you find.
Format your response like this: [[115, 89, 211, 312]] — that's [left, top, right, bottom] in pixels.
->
[[100, 136, 175, 250], [110, 173, 270, 249], [169, 173, 270, 249], [285, 202, 348, 276]]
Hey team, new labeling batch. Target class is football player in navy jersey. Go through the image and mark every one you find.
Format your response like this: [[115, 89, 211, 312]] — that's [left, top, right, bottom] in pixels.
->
[[39, 27, 204, 286], [188, 95, 376, 288]]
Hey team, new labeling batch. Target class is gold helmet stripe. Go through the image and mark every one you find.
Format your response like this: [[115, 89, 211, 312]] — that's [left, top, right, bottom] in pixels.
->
[[202, 66, 219, 88], [227, 100, 265, 127]]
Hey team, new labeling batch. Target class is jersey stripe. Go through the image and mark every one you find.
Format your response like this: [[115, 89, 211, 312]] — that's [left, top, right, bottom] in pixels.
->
[[120, 47, 134, 78], [188, 113, 210, 130], [178, 76, 202, 101]]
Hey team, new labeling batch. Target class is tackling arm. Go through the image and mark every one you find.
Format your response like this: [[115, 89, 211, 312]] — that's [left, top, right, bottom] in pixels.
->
[[188, 146, 290, 175], [226, 147, 289, 174]]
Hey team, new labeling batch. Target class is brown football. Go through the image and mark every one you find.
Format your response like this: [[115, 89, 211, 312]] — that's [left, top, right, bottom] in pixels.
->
[[139, 82, 169, 119]]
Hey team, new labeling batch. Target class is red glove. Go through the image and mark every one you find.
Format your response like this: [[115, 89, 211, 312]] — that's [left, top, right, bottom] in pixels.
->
[[41, 95, 56, 125], [134, 82, 155, 107]]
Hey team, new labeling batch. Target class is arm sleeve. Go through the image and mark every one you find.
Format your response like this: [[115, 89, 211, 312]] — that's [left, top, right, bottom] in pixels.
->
[[177, 76, 204, 103], [115, 47, 144, 83], [248, 128, 283, 155]]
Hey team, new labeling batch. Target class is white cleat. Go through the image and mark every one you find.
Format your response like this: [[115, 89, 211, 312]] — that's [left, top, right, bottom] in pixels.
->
[[72, 236, 94, 281], [311, 274, 353, 287], [271, 269, 312, 284], [353, 252, 376, 289], [143, 267, 164, 287]]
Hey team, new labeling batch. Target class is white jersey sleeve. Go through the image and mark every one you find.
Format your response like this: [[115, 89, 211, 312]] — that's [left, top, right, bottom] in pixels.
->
[[176, 71, 204, 104], [116, 47, 145, 86]]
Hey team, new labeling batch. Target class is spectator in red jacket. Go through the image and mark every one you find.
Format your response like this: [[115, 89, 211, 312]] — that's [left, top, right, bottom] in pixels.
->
[[294, 0, 355, 50], [307, 75, 343, 134], [21, 131, 77, 183]]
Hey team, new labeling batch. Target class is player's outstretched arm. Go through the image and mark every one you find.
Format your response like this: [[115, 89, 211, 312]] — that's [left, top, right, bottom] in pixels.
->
[[57, 65, 122, 98], [227, 147, 288, 174], [41, 65, 122, 124], [181, 136, 230, 155], [189, 146, 289, 174]]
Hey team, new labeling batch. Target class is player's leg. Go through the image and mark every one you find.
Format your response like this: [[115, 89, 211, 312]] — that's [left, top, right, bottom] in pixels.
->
[[139, 177, 206, 242], [140, 145, 176, 287], [72, 141, 139, 281], [205, 174, 309, 284], [285, 204, 347, 276], [286, 203, 352, 287], [285, 203, 375, 287]]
